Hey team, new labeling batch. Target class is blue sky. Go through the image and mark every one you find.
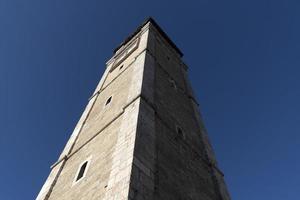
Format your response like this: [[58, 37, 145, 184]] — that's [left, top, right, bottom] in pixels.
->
[[1, 0, 300, 199]]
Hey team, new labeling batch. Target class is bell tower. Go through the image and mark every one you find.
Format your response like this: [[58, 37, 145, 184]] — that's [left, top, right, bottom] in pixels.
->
[[37, 18, 231, 200]]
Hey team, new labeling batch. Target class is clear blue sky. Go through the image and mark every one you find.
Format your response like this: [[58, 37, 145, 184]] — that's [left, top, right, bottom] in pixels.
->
[[1, 0, 299, 199]]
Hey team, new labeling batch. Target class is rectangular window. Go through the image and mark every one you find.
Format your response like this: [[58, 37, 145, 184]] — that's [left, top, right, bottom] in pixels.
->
[[76, 161, 88, 181], [72, 157, 92, 186]]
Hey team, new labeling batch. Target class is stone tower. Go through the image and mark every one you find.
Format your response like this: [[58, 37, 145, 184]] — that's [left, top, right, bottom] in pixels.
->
[[37, 18, 231, 200]]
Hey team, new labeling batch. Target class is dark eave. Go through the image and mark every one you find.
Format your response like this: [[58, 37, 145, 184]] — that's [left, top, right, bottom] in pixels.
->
[[113, 17, 183, 57]]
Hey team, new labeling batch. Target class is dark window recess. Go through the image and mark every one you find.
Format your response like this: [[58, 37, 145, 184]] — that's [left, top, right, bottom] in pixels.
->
[[175, 127, 185, 141], [177, 127, 183, 135], [76, 161, 88, 181], [119, 65, 123, 70], [105, 96, 112, 105]]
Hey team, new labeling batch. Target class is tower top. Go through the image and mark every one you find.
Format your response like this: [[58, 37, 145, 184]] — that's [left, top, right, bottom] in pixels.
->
[[113, 17, 184, 57]]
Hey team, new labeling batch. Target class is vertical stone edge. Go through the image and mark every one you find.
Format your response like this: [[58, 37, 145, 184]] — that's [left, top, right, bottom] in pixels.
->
[[103, 32, 150, 199], [128, 26, 157, 200], [181, 68, 231, 200]]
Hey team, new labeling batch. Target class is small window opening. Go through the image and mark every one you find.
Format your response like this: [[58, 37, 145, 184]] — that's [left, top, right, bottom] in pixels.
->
[[76, 161, 88, 181], [105, 96, 112, 106], [175, 126, 185, 141], [119, 65, 123, 70], [177, 127, 183, 135]]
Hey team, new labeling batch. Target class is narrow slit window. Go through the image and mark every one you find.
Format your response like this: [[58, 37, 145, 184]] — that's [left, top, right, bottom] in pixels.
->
[[76, 161, 88, 182], [177, 127, 183, 135], [105, 96, 112, 106], [119, 65, 124, 70], [175, 126, 185, 141]]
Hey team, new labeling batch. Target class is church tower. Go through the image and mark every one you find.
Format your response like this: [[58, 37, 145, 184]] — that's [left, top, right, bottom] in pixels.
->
[[37, 18, 231, 200]]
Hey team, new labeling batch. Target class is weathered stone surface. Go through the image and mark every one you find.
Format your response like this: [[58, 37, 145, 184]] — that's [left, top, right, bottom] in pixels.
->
[[37, 18, 230, 200]]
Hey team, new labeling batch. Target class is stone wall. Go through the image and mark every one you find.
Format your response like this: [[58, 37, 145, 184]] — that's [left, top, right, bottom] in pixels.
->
[[128, 23, 231, 200]]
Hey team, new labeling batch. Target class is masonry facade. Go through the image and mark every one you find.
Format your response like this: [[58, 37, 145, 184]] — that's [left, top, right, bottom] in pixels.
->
[[37, 18, 231, 200]]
